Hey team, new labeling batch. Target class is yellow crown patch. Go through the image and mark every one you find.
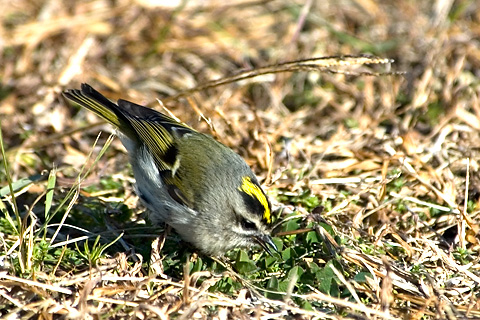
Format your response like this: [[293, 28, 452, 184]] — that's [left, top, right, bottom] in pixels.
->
[[239, 176, 271, 223]]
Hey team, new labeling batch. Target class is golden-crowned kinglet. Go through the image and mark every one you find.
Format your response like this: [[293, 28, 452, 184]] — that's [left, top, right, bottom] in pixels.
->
[[63, 84, 277, 256]]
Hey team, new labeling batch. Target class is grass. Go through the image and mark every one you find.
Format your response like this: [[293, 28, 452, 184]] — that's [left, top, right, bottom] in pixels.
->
[[1, 0, 480, 319]]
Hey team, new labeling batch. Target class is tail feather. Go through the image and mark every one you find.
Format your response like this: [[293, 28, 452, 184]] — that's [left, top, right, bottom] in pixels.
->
[[62, 83, 135, 138], [62, 83, 195, 171]]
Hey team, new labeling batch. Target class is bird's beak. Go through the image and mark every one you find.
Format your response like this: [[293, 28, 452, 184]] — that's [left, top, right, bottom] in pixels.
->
[[254, 234, 278, 256]]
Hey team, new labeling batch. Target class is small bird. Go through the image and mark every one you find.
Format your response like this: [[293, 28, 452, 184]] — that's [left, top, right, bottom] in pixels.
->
[[63, 84, 277, 256]]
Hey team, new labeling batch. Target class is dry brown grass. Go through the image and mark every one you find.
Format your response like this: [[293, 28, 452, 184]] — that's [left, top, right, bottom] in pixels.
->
[[1, 0, 480, 319]]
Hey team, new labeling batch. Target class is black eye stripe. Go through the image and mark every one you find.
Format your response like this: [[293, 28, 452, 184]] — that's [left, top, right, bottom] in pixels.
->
[[240, 218, 257, 230], [239, 190, 265, 220]]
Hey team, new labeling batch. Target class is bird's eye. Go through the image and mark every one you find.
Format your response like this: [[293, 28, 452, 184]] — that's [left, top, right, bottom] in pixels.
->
[[240, 218, 257, 230]]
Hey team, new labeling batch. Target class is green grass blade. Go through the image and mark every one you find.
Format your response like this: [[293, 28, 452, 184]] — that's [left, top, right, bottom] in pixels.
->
[[0, 120, 21, 234], [47, 132, 114, 245]]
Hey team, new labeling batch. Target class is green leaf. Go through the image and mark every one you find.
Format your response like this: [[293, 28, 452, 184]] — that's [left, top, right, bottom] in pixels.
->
[[0, 173, 45, 197], [235, 250, 258, 275], [272, 237, 283, 251], [267, 275, 279, 290], [281, 247, 298, 261], [288, 265, 304, 279], [45, 169, 56, 217], [354, 272, 372, 283], [278, 280, 290, 292], [315, 262, 337, 294], [263, 255, 277, 269], [297, 298, 313, 310], [305, 230, 320, 244], [277, 266, 304, 293], [283, 218, 300, 232], [191, 257, 203, 273], [265, 275, 282, 300], [210, 276, 241, 295]]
